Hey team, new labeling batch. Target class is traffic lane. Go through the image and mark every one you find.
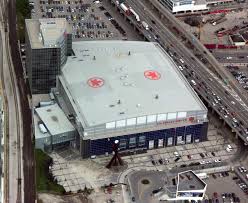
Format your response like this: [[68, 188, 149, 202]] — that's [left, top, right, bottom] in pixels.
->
[[213, 52, 248, 63]]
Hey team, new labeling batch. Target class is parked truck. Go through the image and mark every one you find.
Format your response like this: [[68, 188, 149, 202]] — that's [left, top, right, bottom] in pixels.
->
[[130, 8, 140, 22], [120, 3, 130, 15], [141, 21, 149, 30]]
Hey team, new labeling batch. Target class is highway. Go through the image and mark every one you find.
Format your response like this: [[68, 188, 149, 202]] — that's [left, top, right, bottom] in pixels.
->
[[108, 0, 248, 144]]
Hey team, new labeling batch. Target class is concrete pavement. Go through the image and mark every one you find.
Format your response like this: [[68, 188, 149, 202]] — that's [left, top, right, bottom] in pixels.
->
[[0, 1, 24, 202]]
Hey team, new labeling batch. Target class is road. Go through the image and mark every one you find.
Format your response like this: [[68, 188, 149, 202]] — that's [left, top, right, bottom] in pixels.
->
[[213, 50, 248, 64], [0, 2, 23, 203], [0, 0, 35, 202], [108, 0, 248, 144], [8, 0, 35, 202]]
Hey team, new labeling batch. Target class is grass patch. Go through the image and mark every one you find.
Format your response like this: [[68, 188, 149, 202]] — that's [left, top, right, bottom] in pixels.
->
[[35, 149, 65, 194], [16, 0, 31, 43]]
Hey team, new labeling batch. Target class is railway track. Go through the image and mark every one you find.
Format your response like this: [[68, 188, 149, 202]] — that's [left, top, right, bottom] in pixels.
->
[[0, 30, 10, 203], [0, 1, 9, 202], [7, 0, 35, 202], [5, 27, 22, 203], [0, 0, 22, 202]]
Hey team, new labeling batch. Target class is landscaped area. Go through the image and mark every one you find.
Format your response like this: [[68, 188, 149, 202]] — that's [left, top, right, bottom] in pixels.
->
[[35, 149, 65, 194]]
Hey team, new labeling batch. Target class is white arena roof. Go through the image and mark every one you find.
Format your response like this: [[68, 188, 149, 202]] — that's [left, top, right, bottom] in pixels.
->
[[60, 41, 206, 127]]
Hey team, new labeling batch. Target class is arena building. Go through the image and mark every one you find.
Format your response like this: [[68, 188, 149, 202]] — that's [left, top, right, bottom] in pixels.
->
[[53, 41, 208, 158]]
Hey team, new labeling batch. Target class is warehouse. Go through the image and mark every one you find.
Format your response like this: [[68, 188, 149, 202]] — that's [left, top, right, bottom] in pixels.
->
[[53, 41, 208, 158]]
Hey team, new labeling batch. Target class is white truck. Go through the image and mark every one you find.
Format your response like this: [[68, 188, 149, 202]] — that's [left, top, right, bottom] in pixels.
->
[[130, 8, 140, 22], [120, 3, 130, 15], [141, 21, 149, 30]]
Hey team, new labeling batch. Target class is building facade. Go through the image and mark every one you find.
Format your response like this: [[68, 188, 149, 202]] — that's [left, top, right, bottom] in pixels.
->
[[25, 18, 72, 94], [159, 0, 208, 13]]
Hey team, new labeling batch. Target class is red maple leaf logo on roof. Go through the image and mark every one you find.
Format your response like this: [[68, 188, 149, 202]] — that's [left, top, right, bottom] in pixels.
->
[[87, 77, 104, 88], [144, 70, 161, 80]]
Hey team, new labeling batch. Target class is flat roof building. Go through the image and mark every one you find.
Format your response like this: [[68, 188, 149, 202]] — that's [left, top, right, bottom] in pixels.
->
[[25, 18, 72, 94], [35, 103, 76, 150], [53, 41, 208, 158]]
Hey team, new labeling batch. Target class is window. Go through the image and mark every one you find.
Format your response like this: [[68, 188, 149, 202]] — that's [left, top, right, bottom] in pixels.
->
[[119, 139, 127, 150], [129, 137, 136, 148], [138, 136, 146, 146]]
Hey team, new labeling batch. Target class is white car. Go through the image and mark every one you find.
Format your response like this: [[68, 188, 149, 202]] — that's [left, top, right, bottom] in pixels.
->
[[191, 80, 196, 86], [179, 58, 184, 63], [214, 159, 221, 163], [174, 151, 180, 157], [178, 65, 184, 71]]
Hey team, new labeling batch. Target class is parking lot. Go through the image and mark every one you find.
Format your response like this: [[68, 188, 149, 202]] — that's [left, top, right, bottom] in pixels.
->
[[32, 0, 130, 41], [205, 169, 248, 203]]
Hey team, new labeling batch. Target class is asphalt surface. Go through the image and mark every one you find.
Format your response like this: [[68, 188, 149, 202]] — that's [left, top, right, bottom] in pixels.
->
[[0, 7, 23, 203], [128, 170, 169, 203], [213, 50, 248, 64], [8, 0, 35, 202], [108, 0, 248, 144]]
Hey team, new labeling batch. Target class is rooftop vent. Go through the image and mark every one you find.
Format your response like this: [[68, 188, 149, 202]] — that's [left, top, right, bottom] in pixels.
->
[[119, 112, 125, 115], [109, 104, 115, 107], [128, 51, 131, 56], [136, 103, 141, 108], [123, 82, 129, 86], [93, 56, 96, 60], [155, 94, 159, 99], [117, 100, 121, 105]]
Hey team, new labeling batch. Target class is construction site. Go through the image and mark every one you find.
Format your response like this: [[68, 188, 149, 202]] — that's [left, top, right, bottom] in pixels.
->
[[179, 8, 248, 48]]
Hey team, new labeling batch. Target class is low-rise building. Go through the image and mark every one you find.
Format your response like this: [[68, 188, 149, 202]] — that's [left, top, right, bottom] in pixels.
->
[[35, 103, 76, 150]]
